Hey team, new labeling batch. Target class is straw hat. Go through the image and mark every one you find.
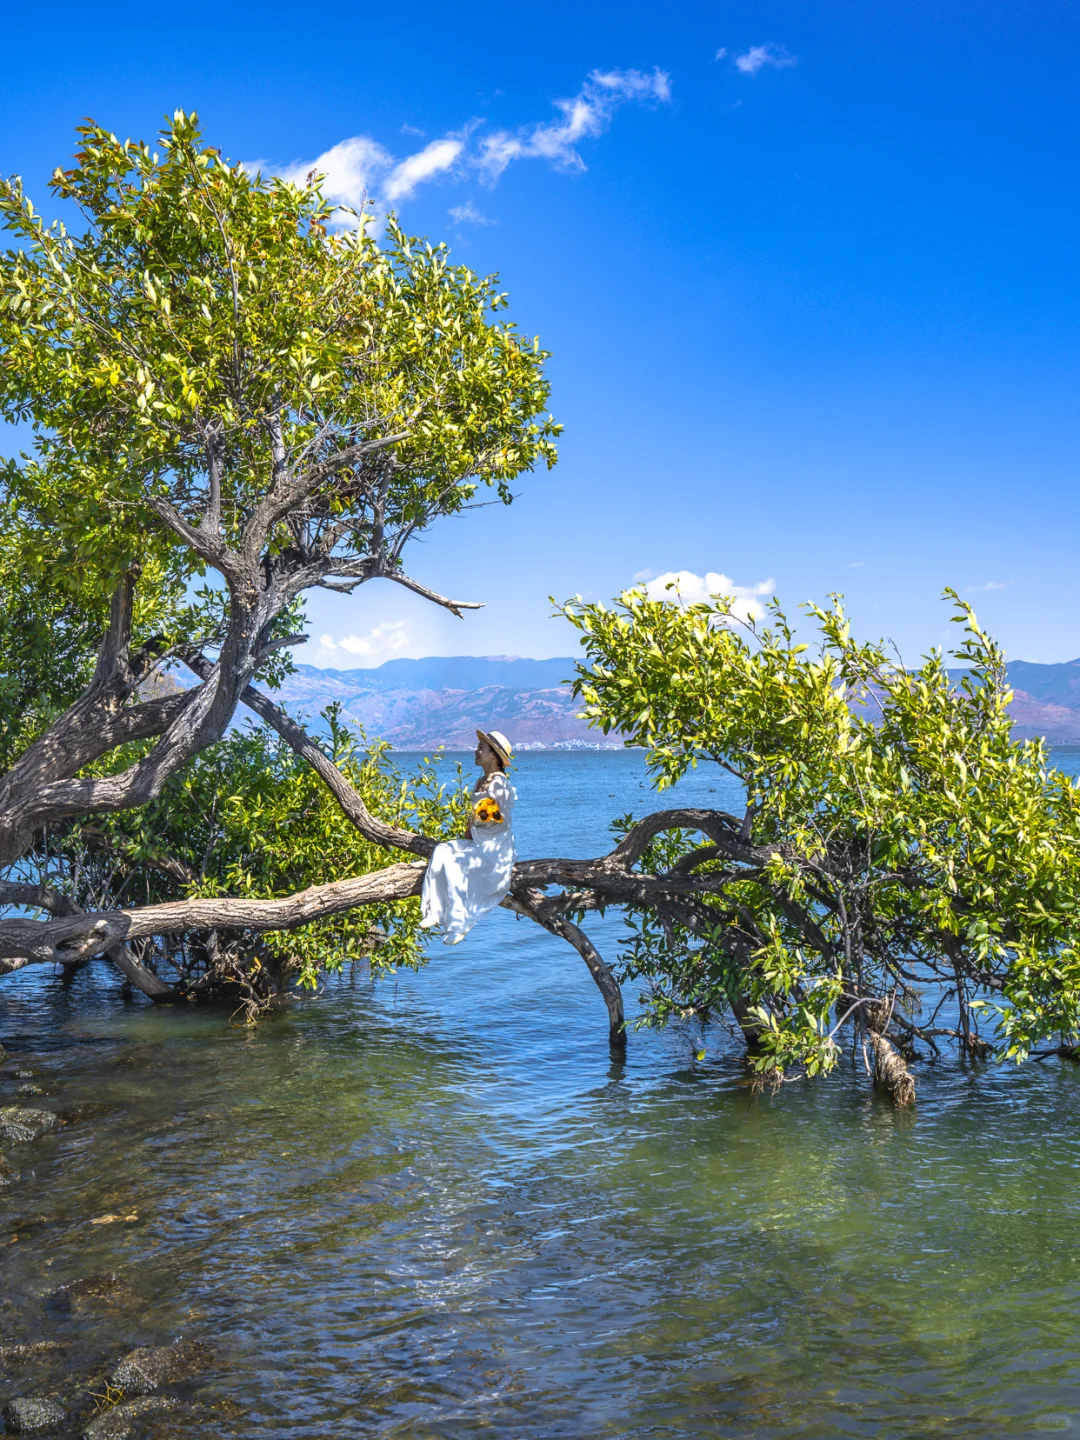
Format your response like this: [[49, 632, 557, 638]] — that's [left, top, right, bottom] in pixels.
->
[[476, 729, 512, 766]]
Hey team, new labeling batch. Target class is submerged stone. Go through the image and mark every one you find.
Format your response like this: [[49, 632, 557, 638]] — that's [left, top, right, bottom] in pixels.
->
[[2, 1396, 65, 1432], [80, 1395, 175, 1440], [0, 1341, 66, 1360], [0, 1110, 56, 1146], [0, 1152, 19, 1187], [53, 1103, 109, 1124], [46, 1274, 133, 1316], [108, 1339, 210, 1397]]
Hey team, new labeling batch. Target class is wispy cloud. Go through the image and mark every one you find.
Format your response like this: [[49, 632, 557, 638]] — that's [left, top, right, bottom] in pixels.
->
[[965, 581, 1010, 592], [733, 44, 797, 76], [477, 67, 671, 181], [449, 199, 493, 226], [848, 560, 867, 569], [247, 66, 671, 226], [637, 569, 775, 623], [384, 137, 464, 202], [316, 620, 412, 664]]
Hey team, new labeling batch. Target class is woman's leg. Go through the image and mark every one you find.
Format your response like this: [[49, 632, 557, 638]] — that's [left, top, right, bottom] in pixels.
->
[[419, 845, 449, 929]]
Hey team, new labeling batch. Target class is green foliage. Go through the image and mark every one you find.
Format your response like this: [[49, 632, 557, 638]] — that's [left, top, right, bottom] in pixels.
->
[[563, 586, 1080, 1074], [47, 706, 470, 992], [0, 108, 558, 652], [0, 522, 103, 770]]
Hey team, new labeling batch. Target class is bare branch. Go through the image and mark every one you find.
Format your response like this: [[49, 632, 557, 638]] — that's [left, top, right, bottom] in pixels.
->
[[0, 879, 176, 997], [384, 571, 483, 618], [0, 880, 82, 918]]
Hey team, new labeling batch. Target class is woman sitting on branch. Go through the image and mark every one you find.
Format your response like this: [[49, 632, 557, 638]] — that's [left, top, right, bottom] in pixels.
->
[[419, 730, 517, 945]]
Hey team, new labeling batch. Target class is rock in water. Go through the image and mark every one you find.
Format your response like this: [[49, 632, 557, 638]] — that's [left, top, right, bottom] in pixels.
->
[[2, 1396, 65, 1432], [108, 1339, 211, 1396], [46, 1273, 133, 1316], [80, 1395, 175, 1440], [0, 1151, 19, 1186], [53, 1102, 109, 1124], [0, 1341, 66, 1360], [0, 1109, 56, 1146]]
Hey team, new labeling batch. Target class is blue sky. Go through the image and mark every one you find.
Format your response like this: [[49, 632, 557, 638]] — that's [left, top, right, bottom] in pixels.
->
[[4, 0, 1080, 666]]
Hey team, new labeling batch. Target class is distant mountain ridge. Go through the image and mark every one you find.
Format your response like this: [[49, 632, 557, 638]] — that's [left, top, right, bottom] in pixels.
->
[[264, 654, 1080, 750], [295, 656, 576, 693], [276, 655, 602, 750], [991, 657, 1080, 744]]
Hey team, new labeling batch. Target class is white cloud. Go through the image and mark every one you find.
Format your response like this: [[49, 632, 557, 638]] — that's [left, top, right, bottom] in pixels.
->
[[385, 137, 464, 202], [317, 620, 412, 664], [449, 200, 492, 225], [965, 581, 1009, 592], [248, 66, 671, 223], [715, 47, 728, 61], [847, 560, 867, 568], [734, 44, 797, 75], [272, 135, 393, 212], [476, 67, 671, 180], [638, 569, 775, 622], [251, 132, 460, 226]]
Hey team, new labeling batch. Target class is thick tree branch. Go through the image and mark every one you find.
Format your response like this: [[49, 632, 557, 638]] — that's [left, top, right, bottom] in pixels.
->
[[0, 879, 82, 918], [90, 568, 137, 690], [0, 861, 426, 966], [176, 657, 435, 859], [242, 433, 410, 555], [147, 496, 246, 580], [507, 885, 625, 1048], [0, 878, 176, 997]]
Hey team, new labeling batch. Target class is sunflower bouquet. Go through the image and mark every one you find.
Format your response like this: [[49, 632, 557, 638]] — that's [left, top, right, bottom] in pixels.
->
[[473, 796, 504, 825]]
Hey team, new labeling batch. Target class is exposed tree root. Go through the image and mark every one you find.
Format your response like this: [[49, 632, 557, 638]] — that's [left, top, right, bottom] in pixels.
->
[[869, 1032, 916, 1108]]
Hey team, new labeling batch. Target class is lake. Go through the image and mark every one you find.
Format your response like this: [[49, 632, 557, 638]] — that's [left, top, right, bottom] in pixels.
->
[[1, 750, 1079, 1437]]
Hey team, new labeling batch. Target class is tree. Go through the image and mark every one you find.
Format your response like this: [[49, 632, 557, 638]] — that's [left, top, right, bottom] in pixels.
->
[[14, 707, 468, 1017], [553, 586, 1080, 1101], [8, 119, 1072, 1099], [0, 111, 559, 992]]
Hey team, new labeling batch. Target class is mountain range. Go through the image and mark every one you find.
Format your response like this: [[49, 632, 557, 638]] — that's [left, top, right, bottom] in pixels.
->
[[995, 658, 1080, 744], [262, 654, 1080, 750], [274, 657, 606, 750]]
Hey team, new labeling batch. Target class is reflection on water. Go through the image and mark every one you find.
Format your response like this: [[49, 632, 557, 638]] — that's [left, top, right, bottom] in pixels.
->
[[1, 751, 1079, 1438]]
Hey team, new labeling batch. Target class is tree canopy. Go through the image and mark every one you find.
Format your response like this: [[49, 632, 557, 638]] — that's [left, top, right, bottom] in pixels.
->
[[0, 108, 555, 838], [558, 586, 1080, 1094]]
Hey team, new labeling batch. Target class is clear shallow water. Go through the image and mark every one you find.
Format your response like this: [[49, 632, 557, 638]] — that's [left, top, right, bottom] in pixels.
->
[[1, 751, 1080, 1438]]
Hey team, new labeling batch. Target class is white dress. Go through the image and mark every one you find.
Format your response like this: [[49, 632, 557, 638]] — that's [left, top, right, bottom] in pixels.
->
[[420, 771, 517, 944]]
